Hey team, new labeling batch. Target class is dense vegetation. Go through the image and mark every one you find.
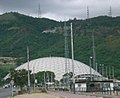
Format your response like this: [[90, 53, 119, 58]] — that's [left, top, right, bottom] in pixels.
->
[[0, 64, 15, 85], [7, 69, 55, 93], [0, 12, 120, 83]]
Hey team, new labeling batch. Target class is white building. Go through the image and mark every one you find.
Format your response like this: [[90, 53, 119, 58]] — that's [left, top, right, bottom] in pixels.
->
[[16, 57, 101, 80]]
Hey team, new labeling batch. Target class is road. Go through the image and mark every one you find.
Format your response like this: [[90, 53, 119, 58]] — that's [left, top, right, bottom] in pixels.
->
[[0, 88, 11, 98], [49, 91, 103, 98]]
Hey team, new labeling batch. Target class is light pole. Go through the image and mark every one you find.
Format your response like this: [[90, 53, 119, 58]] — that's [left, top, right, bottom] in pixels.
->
[[51, 72, 53, 88], [27, 46, 30, 94], [92, 32, 96, 73], [44, 71, 46, 90], [102, 64, 104, 80], [64, 22, 69, 89], [89, 56, 93, 81], [99, 64, 102, 79], [33, 66, 35, 90], [105, 66, 108, 79], [109, 65, 111, 79], [70, 23, 75, 94], [112, 66, 115, 79], [96, 63, 98, 72]]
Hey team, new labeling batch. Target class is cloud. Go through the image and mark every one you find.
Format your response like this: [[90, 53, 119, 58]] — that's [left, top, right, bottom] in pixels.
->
[[0, 0, 120, 20]]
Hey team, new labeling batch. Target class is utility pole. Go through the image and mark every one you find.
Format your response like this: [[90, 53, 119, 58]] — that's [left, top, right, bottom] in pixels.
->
[[11, 79, 14, 97], [70, 23, 75, 94], [27, 46, 30, 94]]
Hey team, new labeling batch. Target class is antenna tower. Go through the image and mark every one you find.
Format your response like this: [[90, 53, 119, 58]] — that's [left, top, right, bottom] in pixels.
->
[[109, 6, 112, 17], [109, 0, 112, 17], [87, 6, 89, 19], [38, 3, 41, 18]]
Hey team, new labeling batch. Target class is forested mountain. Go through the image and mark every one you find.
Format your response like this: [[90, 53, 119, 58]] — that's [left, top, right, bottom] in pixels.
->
[[0, 12, 120, 79]]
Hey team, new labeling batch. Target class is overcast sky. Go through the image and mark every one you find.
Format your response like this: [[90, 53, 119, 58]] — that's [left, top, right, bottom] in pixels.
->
[[0, 0, 120, 21]]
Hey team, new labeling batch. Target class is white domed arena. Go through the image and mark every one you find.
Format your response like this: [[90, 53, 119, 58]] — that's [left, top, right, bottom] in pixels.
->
[[16, 57, 101, 80]]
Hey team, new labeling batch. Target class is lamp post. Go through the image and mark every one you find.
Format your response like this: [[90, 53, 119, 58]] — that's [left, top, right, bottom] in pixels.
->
[[33, 66, 35, 90], [102, 64, 104, 80], [96, 63, 98, 72], [89, 56, 93, 81], [99, 64, 102, 80], [44, 71, 46, 90], [51, 72, 53, 88], [70, 23, 75, 94], [109, 65, 111, 79], [105, 66, 108, 79], [112, 66, 114, 79]]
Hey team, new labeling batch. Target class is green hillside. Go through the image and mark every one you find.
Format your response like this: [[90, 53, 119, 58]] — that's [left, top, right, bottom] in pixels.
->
[[0, 12, 120, 80]]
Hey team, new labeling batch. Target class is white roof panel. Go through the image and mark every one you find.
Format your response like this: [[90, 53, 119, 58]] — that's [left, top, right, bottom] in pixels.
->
[[16, 57, 101, 80]]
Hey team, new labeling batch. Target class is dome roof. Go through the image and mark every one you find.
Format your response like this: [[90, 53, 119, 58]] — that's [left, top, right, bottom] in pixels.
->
[[16, 57, 101, 80]]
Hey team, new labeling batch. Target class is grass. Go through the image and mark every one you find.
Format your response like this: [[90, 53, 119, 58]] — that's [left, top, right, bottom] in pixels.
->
[[0, 64, 16, 71], [10, 93, 64, 98]]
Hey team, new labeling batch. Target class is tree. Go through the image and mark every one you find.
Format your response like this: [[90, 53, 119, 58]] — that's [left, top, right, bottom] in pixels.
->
[[61, 72, 73, 83], [36, 71, 55, 85], [10, 69, 29, 91]]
